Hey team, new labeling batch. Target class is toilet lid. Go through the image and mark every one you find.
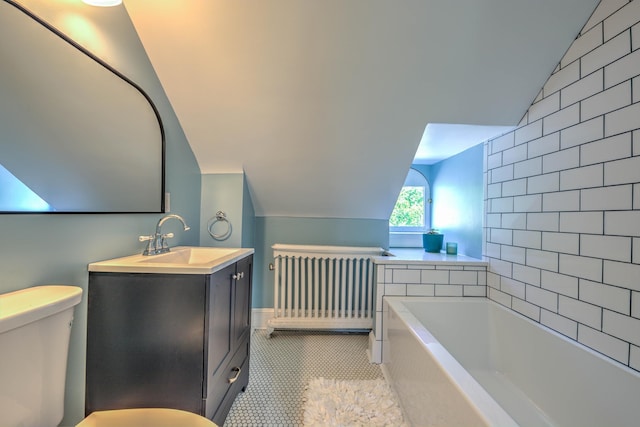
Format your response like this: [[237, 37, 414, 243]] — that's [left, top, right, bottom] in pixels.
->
[[77, 408, 218, 427]]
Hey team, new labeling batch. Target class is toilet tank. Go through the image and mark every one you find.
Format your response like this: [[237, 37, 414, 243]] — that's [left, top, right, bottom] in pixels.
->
[[0, 285, 82, 427]]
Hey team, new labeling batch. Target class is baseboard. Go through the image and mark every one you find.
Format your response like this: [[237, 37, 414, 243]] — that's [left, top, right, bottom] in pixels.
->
[[251, 308, 274, 330], [368, 330, 382, 364]]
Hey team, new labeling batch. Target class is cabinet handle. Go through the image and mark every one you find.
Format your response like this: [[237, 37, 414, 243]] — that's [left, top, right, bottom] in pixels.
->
[[232, 272, 244, 280], [228, 366, 242, 384]]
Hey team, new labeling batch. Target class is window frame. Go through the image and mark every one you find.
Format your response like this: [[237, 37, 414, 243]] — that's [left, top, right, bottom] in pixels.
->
[[389, 168, 430, 233]]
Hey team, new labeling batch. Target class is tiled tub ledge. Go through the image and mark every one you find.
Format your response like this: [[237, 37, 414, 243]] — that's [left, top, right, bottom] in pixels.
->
[[368, 248, 488, 363], [376, 248, 488, 266]]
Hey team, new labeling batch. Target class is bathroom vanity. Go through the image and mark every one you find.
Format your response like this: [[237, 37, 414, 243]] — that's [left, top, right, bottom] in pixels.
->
[[86, 247, 254, 425]]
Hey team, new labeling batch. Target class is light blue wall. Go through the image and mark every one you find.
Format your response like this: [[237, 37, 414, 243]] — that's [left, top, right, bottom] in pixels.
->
[[411, 164, 432, 184], [241, 175, 256, 248], [428, 143, 484, 258], [199, 173, 255, 249], [253, 217, 389, 308], [0, 4, 201, 426], [200, 174, 243, 247]]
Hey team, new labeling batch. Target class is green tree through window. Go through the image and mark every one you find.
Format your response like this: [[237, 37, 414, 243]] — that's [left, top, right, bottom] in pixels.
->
[[390, 186, 425, 227]]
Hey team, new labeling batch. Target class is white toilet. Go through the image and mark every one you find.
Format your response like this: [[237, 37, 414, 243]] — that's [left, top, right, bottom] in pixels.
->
[[0, 285, 217, 427]]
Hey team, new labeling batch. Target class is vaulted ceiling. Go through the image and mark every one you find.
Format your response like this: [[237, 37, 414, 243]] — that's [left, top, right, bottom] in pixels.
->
[[124, 0, 599, 219]]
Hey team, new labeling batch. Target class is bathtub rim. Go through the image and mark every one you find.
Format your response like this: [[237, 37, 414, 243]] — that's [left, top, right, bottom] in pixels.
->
[[383, 296, 640, 427], [387, 296, 640, 379], [382, 296, 518, 427]]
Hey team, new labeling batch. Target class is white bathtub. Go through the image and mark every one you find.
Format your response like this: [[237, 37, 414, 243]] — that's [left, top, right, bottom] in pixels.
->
[[382, 297, 640, 427]]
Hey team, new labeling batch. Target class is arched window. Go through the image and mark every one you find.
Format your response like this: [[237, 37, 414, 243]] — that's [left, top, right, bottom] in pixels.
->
[[389, 168, 430, 232]]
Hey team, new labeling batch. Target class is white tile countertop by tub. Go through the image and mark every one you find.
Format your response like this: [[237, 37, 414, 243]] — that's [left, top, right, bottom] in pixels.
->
[[373, 248, 487, 266]]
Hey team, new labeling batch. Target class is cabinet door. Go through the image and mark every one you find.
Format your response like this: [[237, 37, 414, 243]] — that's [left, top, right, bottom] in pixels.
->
[[232, 255, 252, 347], [86, 273, 207, 415], [206, 264, 234, 377]]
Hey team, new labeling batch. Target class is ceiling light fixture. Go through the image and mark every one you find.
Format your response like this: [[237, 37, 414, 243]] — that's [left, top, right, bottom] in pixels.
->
[[82, 0, 122, 6]]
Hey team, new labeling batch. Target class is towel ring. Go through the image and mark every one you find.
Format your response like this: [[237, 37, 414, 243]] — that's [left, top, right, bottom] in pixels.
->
[[207, 211, 232, 241]]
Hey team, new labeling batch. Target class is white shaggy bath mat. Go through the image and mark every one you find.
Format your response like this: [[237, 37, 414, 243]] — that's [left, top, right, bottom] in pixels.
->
[[302, 377, 408, 426]]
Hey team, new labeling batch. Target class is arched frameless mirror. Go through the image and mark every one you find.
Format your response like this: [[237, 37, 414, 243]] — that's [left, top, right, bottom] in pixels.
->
[[0, 0, 164, 213]]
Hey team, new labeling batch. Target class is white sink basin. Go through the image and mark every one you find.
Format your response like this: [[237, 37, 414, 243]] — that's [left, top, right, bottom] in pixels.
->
[[139, 247, 240, 265], [88, 246, 254, 274]]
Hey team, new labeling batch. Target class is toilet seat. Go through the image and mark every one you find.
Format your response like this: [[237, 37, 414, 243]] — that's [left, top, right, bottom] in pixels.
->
[[76, 408, 218, 427]]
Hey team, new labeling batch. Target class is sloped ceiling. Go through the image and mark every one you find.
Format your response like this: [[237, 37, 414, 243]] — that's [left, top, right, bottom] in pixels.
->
[[124, 0, 598, 219]]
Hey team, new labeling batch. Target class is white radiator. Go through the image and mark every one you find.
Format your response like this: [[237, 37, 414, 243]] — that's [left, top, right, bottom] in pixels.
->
[[267, 244, 385, 335]]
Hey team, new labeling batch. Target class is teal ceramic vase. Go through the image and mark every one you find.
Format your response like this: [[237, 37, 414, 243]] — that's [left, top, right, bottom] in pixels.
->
[[422, 233, 444, 253]]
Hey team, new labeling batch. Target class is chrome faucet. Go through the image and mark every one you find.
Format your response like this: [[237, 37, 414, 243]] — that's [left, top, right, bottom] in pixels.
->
[[139, 214, 191, 255]]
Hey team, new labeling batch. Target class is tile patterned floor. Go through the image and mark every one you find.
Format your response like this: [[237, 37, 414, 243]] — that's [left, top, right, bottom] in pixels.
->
[[223, 330, 383, 427]]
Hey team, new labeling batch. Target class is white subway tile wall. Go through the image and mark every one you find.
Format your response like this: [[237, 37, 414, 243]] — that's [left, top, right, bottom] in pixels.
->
[[484, 0, 640, 371], [371, 261, 487, 363], [601, 135, 632, 163], [560, 115, 603, 148]]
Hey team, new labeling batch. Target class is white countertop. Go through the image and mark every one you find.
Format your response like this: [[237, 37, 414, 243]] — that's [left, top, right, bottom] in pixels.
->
[[88, 246, 254, 275], [373, 248, 487, 266]]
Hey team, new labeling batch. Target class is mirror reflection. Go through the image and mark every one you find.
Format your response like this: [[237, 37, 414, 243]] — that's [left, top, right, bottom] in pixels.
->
[[0, 1, 164, 213]]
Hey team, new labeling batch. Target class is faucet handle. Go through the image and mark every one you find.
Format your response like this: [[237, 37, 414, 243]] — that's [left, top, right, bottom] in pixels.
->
[[158, 232, 175, 252], [139, 235, 156, 255]]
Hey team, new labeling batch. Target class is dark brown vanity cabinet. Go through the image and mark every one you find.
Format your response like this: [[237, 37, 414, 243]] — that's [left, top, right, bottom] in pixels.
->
[[86, 255, 253, 425]]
